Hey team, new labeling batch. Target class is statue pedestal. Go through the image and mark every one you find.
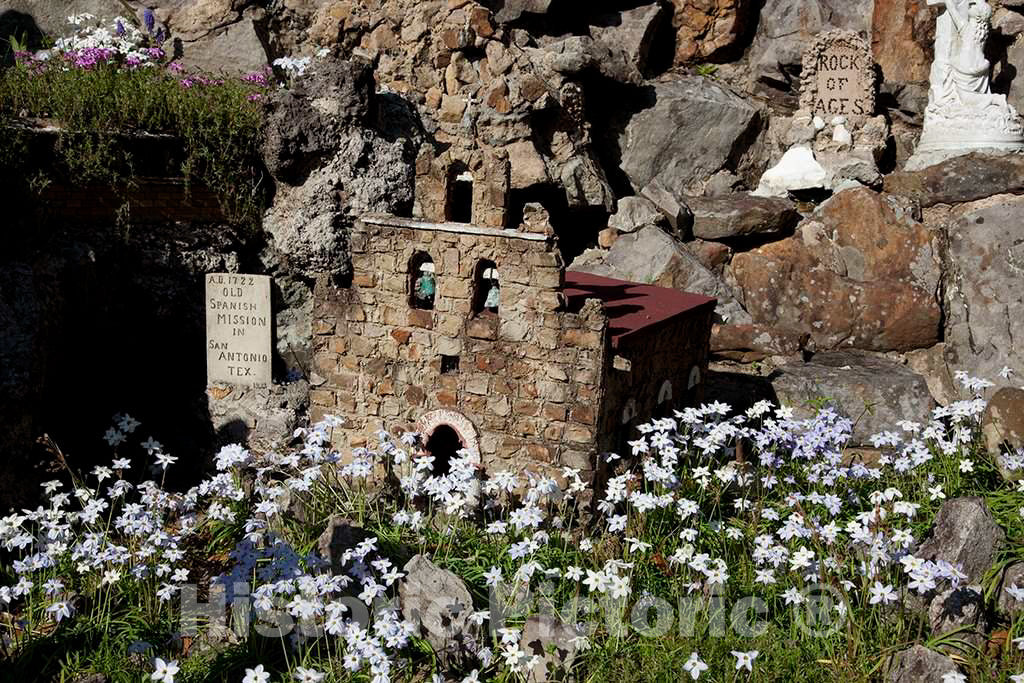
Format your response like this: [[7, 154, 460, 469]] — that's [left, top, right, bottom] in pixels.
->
[[908, 99, 1024, 170]]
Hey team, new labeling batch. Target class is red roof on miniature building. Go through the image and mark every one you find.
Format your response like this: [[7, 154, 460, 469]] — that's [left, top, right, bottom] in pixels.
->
[[562, 271, 716, 349]]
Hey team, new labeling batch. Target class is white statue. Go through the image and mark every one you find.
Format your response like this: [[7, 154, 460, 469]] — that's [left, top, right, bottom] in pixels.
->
[[912, 0, 1024, 163]]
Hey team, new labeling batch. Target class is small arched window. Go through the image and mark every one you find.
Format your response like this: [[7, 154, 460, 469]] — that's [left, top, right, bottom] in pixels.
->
[[471, 259, 499, 315], [688, 366, 701, 390], [408, 252, 435, 310], [658, 380, 673, 405], [446, 164, 474, 223]]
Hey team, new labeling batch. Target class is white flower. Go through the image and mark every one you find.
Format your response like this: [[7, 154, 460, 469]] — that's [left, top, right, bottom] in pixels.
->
[[941, 672, 966, 683], [999, 366, 1014, 379], [293, 667, 324, 683], [683, 652, 708, 680], [958, 458, 974, 473], [151, 658, 180, 682], [928, 485, 945, 501], [732, 650, 758, 672], [47, 600, 73, 622], [243, 665, 270, 683], [869, 582, 898, 605], [1006, 584, 1024, 602], [483, 567, 503, 588]]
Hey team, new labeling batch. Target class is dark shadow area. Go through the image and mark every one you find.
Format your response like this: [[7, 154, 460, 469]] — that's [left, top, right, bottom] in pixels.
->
[[425, 424, 463, 475], [445, 161, 473, 223], [0, 10, 45, 66], [704, 367, 776, 416]]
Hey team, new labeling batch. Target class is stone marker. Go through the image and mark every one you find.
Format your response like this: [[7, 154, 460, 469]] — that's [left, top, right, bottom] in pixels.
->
[[799, 30, 875, 119], [206, 273, 272, 385]]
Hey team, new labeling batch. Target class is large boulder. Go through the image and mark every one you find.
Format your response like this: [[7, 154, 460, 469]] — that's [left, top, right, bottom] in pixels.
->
[[669, 0, 753, 64], [927, 585, 986, 649], [915, 497, 1004, 585], [997, 562, 1024, 616], [520, 615, 582, 683], [746, 0, 874, 89], [770, 351, 935, 445], [888, 645, 959, 683], [687, 193, 799, 241], [871, 0, 934, 87], [569, 225, 749, 325], [400, 555, 478, 664], [618, 76, 765, 197], [981, 388, 1024, 481], [588, 4, 667, 80], [729, 188, 943, 352], [1, 0, 126, 39], [884, 153, 1024, 206], [607, 196, 666, 234], [944, 195, 1024, 385]]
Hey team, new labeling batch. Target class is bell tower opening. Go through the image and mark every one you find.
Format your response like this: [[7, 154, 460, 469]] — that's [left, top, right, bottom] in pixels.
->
[[424, 424, 464, 475]]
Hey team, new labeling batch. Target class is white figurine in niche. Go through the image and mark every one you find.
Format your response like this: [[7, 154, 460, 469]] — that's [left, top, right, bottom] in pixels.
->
[[911, 0, 1024, 165]]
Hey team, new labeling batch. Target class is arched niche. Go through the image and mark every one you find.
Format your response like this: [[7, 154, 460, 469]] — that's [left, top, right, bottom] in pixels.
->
[[408, 251, 436, 310]]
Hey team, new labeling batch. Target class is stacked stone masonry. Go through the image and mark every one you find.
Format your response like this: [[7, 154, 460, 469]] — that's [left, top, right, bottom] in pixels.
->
[[311, 215, 714, 481]]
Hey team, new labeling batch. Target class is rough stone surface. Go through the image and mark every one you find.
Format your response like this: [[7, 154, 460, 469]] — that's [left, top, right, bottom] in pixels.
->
[[176, 13, 269, 74], [400, 554, 478, 663], [915, 497, 1005, 585], [686, 194, 799, 241], [711, 323, 809, 361], [670, 0, 752, 64], [944, 195, 1024, 390], [1, 0, 126, 39], [997, 562, 1024, 616], [888, 645, 959, 683], [884, 153, 1024, 206], [982, 388, 1024, 481], [589, 4, 666, 80], [607, 195, 666, 234], [770, 351, 935, 445], [730, 188, 943, 352], [570, 226, 750, 325], [317, 517, 373, 574], [927, 585, 986, 649], [618, 76, 765, 197], [520, 615, 582, 683], [207, 381, 309, 448], [871, 0, 934, 86]]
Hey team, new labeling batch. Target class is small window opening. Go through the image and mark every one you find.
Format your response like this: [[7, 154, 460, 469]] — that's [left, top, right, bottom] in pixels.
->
[[424, 424, 463, 475], [471, 259, 500, 315], [441, 354, 460, 374], [447, 169, 474, 223], [656, 380, 673, 417], [409, 252, 435, 310]]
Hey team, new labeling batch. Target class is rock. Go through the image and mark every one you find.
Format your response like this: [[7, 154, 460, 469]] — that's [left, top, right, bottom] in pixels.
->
[[607, 195, 666, 234], [619, 76, 765, 197], [944, 195, 1024, 389], [928, 585, 986, 649], [506, 139, 550, 190], [569, 226, 750, 325], [686, 194, 799, 241], [730, 188, 943, 352], [981, 388, 1024, 481], [871, 0, 934, 86], [597, 227, 619, 248], [884, 153, 1024, 206], [2, 0, 126, 39], [492, 0, 554, 23], [746, 0, 873, 88], [520, 615, 582, 683], [997, 562, 1024, 615], [888, 645, 960, 683], [770, 351, 935, 445], [915, 497, 1004, 585], [752, 146, 829, 197], [589, 4, 666, 79], [177, 13, 269, 74], [317, 517, 373, 573], [400, 554, 478, 664], [206, 380, 309, 448], [639, 180, 694, 234], [683, 239, 732, 273], [670, 0, 752, 64], [711, 323, 809, 361]]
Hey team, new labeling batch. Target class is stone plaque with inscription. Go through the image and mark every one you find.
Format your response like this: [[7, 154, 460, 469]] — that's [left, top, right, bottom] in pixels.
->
[[206, 273, 272, 385], [799, 31, 875, 119]]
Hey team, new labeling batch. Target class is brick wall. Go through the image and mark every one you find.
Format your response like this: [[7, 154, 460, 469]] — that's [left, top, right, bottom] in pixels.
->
[[310, 215, 610, 478]]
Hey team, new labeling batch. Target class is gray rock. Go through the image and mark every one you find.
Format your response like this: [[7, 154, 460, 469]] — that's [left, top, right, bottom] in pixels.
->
[[747, 0, 874, 88], [493, 0, 555, 23], [888, 645, 959, 683], [520, 615, 582, 683], [619, 76, 765, 197], [569, 226, 750, 325], [608, 195, 666, 233], [317, 517, 372, 574], [770, 351, 935, 446], [997, 562, 1024, 616], [982, 388, 1024, 481], [928, 585, 986, 649], [400, 554, 478, 665], [2, 0, 126, 38], [207, 380, 309, 448], [639, 180, 693, 235], [884, 152, 1024, 206], [916, 497, 1005, 585], [944, 195, 1024, 391], [589, 4, 666, 80], [177, 13, 269, 74], [686, 194, 799, 241]]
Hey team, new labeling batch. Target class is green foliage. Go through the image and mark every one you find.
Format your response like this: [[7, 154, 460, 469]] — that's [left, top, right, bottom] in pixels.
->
[[0, 60, 267, 227]]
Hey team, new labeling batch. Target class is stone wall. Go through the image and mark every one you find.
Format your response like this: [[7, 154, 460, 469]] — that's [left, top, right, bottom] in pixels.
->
[[39, 179, 224, 225], [310, 215, 611, 478]]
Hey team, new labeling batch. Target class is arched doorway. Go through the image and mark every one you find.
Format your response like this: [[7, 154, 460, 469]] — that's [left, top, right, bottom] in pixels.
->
[[424, 424, 463, 475]]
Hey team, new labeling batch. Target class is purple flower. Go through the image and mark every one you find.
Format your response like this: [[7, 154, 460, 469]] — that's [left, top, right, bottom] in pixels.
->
[[246, 93, 263, 102], [115, 19, 125, 37], [143, 8, 155, 33], [155, 27, 166, 45], [167, 61, 185, 74], [146, 47, 164, 60]]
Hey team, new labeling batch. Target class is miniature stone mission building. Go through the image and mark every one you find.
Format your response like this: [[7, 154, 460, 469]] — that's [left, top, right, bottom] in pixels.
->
[[310, 163, 716, 480]]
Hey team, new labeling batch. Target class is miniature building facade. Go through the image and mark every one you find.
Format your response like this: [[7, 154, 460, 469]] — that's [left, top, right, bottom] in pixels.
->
[[310, 212, 716, 481]]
